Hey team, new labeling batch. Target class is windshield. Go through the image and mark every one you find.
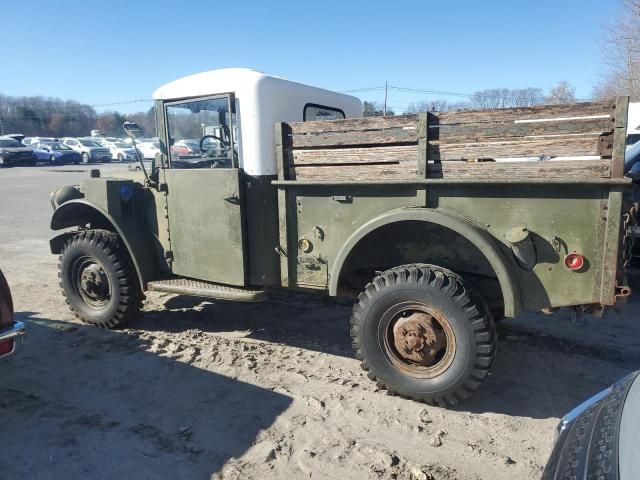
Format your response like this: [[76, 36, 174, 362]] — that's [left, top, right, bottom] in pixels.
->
[[166, 96, 236, 169], [0, 139, 23, 148], [625, 140, 640, 173], [79, 140, 102, 147], [628, 134, 640, 147], [113, 142, 130, 148]]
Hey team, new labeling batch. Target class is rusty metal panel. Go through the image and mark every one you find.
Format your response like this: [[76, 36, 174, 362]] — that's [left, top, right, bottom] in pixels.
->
[[599, 188, 624, 305], [165, 169, 246, 285]]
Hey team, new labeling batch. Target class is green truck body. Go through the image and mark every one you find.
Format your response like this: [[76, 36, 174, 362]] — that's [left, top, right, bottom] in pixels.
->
[[49, 69, 635, 405]]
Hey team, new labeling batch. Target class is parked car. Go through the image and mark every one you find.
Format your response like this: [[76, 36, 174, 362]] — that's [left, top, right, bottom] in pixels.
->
[[33, 142, 82, 165], [23, 136, 58, 146], [0, 137, 37, 167], [108, 141, 140, 162], [137, 140, 161, 159], [5, 133, 25, 143], [62, 137, 112, 163], [543, 370, 640, 479], [0, 270, 25, 358], [170, 139, 201, 158], [97, 137, 118, 146]]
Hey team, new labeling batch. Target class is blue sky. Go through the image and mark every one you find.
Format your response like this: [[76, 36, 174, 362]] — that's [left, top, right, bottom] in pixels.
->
[[1, 0, 621, 113]]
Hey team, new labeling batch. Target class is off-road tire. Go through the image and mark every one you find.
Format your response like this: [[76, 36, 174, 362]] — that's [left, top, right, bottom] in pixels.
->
[[59, 230, 141, 328], [350, 264, 497, 406]]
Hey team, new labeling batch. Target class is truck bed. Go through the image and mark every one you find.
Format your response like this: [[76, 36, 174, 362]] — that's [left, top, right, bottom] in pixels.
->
[[272, 98, 631, 316]]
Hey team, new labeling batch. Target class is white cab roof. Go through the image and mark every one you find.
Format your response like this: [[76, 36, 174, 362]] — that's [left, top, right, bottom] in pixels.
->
[[153, 68, 363, 176]]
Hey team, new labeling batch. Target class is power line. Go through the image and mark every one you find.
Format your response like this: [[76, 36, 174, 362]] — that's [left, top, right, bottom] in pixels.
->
[[342, 84, 592, 102]]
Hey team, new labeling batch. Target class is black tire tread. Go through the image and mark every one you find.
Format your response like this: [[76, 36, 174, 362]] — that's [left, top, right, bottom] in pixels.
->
[[58, 229, 142, 329], [350, 263, 497, 407]]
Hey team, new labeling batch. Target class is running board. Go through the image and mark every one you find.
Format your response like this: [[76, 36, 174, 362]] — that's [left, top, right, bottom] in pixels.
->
[[147, 278, 267, 302]]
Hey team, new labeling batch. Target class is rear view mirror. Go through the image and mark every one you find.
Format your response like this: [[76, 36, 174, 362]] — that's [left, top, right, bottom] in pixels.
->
[[123, 122, 142, 139]]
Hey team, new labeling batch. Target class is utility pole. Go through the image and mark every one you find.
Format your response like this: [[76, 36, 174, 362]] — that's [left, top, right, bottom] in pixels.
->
[[384, 81, 388, 116]]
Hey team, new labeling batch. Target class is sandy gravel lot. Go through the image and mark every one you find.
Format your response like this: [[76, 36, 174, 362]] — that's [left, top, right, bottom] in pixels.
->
[[1, 164, 639, 480]]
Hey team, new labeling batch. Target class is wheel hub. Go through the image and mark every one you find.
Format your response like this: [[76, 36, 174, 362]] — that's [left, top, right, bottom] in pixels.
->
[[392, 312, 447, 366], [79, 263, 108, 300]]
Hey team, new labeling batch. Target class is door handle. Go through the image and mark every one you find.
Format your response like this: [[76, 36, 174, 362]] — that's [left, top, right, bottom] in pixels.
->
[[224, 194, 240, 205]]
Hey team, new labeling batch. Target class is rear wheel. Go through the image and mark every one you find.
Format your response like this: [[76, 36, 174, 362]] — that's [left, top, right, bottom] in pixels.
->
[[59, 230, 141, 328], [350, 264, 496, 406], [117, 153, 124, 162]]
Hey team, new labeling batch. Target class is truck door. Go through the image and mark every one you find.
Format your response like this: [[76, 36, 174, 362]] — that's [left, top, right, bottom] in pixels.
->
[[163, 94, 246, 286]]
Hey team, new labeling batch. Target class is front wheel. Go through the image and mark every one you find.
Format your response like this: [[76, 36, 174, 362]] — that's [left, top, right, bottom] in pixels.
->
[[350, 264, 496, 406], [117, 153, 124, 162], [50, 155, 58, 165], [59, 230, 141, 328], [81, 152, 90, 164]]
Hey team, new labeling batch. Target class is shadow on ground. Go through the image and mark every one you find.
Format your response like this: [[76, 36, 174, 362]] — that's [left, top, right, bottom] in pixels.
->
[[0, 312, 292, 480], [139, 291, 636, 420]]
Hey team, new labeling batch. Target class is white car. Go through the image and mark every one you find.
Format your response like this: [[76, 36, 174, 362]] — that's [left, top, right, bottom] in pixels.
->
[[137, 140, 161, 159], [108, 142, 140, 162]]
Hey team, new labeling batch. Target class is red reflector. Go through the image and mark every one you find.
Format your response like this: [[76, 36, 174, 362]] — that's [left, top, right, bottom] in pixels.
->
[[0, 339, 14, 356], [564, 253, 585, 271]]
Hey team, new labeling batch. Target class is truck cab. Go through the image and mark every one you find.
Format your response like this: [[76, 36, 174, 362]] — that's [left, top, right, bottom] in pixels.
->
[[148, 68, 361, 287]]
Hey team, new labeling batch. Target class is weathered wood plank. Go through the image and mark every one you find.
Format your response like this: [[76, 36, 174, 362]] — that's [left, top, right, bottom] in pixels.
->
[[290, 128, 418, 148], [429, 159, 611, 179], [431, 117, 613, 143], [289, 115, 417, 134], [290, 145, 419, 165], [293, 159, 418, 181], [432, 101, 615, 125], [292, 158, 611, 181], [611, 96, 630, 178], [429, 135, 610, 160]]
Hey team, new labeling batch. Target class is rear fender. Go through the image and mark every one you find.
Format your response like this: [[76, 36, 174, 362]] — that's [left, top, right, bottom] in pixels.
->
[[329, 208, 522, 317]]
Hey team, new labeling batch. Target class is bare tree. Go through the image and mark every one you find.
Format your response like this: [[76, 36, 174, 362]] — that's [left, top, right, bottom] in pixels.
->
[[363, 101, 394, 117], [595, 0, 640, 100], [547, 81, 576, 104], [470, 88, 544, 109]]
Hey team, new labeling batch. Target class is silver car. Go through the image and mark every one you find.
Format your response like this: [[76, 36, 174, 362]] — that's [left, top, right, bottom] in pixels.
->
[[62, 138, 112, 163]]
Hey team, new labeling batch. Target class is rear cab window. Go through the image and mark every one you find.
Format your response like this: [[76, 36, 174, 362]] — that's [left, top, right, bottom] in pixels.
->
[[304, 104, 345, 122]]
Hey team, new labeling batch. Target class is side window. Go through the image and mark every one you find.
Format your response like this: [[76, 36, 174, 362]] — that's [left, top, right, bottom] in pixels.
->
[[165, 96, 236, 169], [303, 104, 345, 121]]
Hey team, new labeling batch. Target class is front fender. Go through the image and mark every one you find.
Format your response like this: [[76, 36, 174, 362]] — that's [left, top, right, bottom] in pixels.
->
[[329, 208, 522, 317], [50, 199, 157, 290]]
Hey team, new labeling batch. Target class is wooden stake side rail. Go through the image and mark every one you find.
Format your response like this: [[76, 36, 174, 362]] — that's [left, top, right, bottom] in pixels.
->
[[276, 99, 627, 182]]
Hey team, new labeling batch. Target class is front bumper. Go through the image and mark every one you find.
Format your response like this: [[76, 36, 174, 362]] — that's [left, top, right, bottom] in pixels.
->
[[0, 320, 25, 358], [2, 154, 36, 165]]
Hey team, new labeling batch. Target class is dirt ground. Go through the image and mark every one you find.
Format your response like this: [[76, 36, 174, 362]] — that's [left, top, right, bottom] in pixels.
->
[[1, 165, 639, 480]]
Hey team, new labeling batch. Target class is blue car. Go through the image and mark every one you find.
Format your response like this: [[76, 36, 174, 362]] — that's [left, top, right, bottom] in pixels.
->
[[33, 142, 81, 165]]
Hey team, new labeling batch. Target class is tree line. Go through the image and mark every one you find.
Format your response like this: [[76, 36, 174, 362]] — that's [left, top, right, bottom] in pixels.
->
[[364, 81, 577, 116], [0, 94, 156, 138]]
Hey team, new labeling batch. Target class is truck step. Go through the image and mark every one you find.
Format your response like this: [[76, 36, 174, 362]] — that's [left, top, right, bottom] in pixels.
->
[[147, 278, 267, 302]]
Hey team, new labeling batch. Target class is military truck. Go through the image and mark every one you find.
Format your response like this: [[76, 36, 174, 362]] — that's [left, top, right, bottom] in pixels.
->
[[49, 68, 635, 406]]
